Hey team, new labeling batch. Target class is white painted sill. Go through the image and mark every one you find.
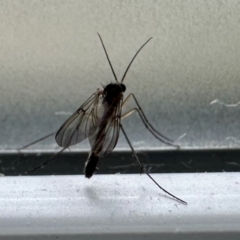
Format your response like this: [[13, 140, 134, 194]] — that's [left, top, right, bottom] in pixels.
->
[[0, 172, 239, 239]]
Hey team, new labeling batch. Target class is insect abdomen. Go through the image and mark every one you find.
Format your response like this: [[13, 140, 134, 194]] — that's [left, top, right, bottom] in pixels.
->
[[84, 152, 99, 178]]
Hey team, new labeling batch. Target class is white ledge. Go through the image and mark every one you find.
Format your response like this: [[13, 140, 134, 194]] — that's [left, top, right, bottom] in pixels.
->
[[0, 173, 239, 239]]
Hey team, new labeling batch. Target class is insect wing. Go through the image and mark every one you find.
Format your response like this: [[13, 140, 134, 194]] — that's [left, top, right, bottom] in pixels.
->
[[55, 92, 101, 147], [89, 99, 123, 156]]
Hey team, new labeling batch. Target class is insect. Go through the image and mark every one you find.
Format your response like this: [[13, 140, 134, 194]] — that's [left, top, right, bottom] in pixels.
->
[[21, 34, 186, 205]]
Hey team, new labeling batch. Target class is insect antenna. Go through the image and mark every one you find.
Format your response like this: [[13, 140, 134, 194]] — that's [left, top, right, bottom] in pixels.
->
[[97, 33, 119, 83], [121, 37, 152, 83], [120, 124, 187, 205], [20, 147, 67, 176]]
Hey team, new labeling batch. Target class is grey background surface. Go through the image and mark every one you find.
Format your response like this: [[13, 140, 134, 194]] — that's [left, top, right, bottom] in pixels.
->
[[0, 0, 240, 151]]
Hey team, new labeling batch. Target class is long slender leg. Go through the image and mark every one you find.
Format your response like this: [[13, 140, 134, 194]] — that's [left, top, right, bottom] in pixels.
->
[[122, 94, 179, 148], [122, 93, 132, 106], [120, 124, 187, 205], [20, 147, 67, 175], [18, 131, 56, 151], [19, 128, 78, 175], [121, 109, 136, 120]]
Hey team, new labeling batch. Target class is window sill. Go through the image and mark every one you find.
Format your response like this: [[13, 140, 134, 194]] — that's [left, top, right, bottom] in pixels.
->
[[0, 172, 239, 239]]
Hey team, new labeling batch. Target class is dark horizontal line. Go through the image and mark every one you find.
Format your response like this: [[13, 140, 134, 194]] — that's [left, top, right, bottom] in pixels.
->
[[1, 149, 240, 176]]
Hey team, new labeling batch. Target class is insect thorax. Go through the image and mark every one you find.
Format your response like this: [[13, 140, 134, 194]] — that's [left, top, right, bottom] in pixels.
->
[[103, 83, 126, 104]]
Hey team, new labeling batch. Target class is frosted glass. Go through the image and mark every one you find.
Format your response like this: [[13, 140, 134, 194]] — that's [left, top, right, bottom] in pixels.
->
[[0, 1, 240, 151]]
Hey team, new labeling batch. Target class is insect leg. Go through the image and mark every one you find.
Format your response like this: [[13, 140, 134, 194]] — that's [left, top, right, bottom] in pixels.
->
[[120, 124, 187, 205], [18, 131, 56, 151], [20, 147, 67, 175], [121, 109, 137, 120], [122, 94, 179, 148]]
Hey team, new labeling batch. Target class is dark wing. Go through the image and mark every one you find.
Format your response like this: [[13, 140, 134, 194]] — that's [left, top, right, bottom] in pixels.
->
[[55, 91, 102, 147], [89, 99, 123, 157]]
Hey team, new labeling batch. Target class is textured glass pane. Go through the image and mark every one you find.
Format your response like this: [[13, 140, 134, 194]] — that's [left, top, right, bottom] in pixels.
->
[[0, 1, 240, 175]]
